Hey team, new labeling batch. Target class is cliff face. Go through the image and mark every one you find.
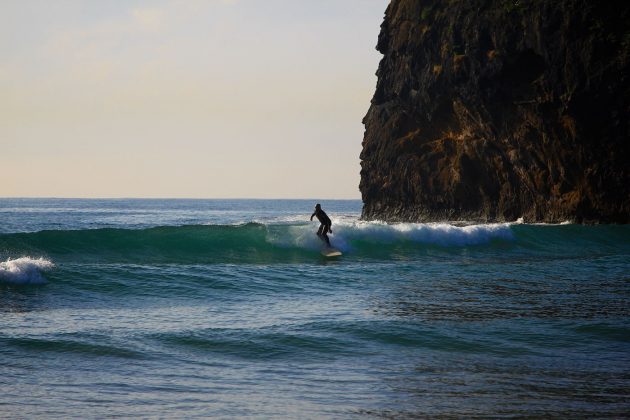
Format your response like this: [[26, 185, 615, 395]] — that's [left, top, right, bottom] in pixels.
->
[[360, 0, 630, 223]]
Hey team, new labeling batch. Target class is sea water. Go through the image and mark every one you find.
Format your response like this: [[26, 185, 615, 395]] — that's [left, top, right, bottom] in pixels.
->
[[1, 198, 629, 418]]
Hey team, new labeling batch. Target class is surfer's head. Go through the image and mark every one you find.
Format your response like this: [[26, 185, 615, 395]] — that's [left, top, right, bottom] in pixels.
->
[[315, 203, 321, 210]]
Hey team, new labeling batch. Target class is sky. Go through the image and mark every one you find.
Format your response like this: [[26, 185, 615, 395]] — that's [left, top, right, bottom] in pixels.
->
[[0, 0, 387, 199]]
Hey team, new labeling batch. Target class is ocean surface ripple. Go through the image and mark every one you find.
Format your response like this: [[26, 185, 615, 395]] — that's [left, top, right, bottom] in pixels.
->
[[1, 199, 629, 418]]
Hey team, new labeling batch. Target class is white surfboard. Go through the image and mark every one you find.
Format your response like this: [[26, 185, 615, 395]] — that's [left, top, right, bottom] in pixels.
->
[[321, 247, 342, 257]]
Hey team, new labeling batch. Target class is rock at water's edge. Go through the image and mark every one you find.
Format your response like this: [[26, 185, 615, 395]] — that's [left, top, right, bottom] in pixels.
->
[[360, 0, 630, 223]]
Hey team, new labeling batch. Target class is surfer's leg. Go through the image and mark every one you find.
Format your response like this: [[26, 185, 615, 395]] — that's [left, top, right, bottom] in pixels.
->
[[322, 225, 330, 245]]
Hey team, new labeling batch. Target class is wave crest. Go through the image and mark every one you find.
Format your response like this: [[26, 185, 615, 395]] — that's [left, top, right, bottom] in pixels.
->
[[268, 220, 515, 252], [0, 257, 54, 285], [0, 222, 516, 264], [340, 221, 514, 245]]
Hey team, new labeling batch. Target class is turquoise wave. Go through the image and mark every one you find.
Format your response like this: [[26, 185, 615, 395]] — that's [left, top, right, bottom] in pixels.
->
[[1, 222, 628, 268], [1, 223, 277, 265]]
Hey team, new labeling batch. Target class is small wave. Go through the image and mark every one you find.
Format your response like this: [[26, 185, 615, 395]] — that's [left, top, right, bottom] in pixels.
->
[[0, 257, 54, 285], [2, 336, 142, 358], [152, 328, 354, 361]]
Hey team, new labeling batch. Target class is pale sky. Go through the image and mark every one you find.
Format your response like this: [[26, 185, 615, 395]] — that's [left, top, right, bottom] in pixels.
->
[[0, 0, 387, 199]]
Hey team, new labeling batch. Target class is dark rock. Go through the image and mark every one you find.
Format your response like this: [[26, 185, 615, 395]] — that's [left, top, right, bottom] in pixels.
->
[[360, 0, 630, 223]]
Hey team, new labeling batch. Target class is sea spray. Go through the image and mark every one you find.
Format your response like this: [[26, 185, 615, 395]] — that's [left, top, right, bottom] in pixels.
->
[[267, 220, 515, 252], [332, 220, 515, 247], [0, 257, 54, 285]]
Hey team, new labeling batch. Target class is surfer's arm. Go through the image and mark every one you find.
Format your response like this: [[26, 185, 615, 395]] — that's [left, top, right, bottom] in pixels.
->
[[310, 212, 315, 221]]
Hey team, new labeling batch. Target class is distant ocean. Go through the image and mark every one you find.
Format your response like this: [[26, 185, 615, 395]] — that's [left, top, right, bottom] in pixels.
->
[[1, 198, 629, 418]]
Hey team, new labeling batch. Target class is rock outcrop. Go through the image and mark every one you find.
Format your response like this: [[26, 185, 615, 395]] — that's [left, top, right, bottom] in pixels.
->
[[360, 0, 630, 223]]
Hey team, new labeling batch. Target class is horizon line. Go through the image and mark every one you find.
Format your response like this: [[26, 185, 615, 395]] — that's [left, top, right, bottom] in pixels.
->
[[0, 196, 363, 201]]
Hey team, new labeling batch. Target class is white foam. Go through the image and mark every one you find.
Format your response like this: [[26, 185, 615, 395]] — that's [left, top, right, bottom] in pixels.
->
[[337, 220, 514, 248], [267, 219, 515, 252], [0, 257, 54, 285]]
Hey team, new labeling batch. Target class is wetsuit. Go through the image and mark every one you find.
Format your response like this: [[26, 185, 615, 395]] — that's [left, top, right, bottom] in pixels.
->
[[311, 208, 332, 246]]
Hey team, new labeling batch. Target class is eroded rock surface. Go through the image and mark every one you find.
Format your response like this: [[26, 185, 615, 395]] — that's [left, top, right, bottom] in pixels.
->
[[360, 0, 630, 223]]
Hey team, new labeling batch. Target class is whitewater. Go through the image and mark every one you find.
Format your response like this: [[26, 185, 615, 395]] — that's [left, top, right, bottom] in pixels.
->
[[1, 198, 629, 418]]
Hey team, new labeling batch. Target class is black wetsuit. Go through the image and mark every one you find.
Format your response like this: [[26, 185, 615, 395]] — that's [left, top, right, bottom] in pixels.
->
[[311, 208, 332, 246]]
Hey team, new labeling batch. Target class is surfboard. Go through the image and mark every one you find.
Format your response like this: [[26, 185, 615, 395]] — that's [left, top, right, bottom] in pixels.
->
[[321, 247, 342, 257]]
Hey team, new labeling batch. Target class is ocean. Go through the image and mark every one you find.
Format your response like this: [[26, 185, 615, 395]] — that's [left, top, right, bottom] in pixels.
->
[[1, 198, 629, 418]]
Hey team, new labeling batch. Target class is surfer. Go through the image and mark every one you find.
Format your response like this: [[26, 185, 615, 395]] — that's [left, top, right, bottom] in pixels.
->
[[310, 203, 332, 246]]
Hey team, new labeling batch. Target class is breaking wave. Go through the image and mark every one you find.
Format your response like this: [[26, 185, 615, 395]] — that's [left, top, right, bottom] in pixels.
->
[[0, 257, 55, 285], [2, 220, 623, 266]]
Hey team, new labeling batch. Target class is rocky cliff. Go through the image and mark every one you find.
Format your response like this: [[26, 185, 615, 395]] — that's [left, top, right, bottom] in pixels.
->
[[360, 0, 630, 223]]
